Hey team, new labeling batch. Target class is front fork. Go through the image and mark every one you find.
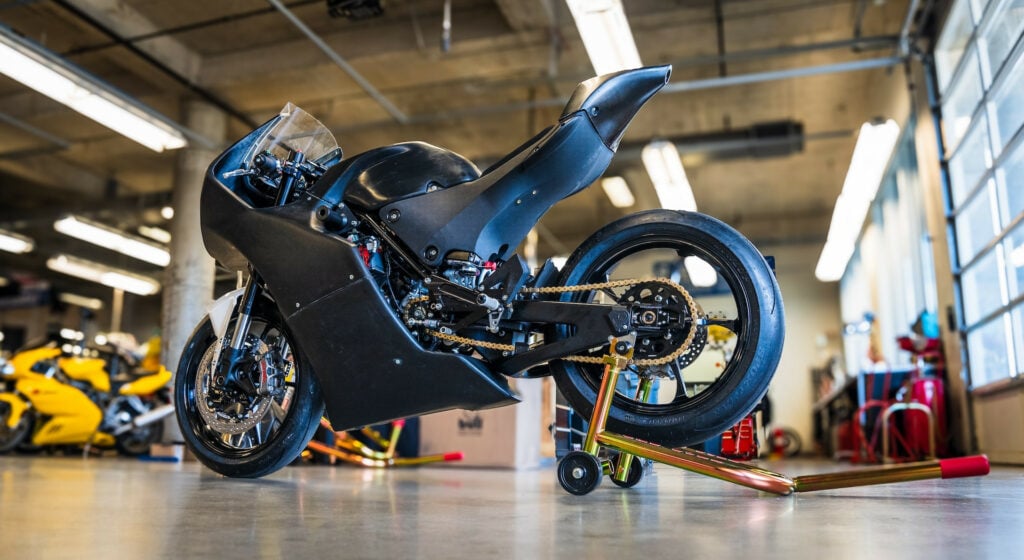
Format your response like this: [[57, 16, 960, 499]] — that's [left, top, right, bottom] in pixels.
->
[[216, 268, 262, 392], [217, 150, 305, 392]]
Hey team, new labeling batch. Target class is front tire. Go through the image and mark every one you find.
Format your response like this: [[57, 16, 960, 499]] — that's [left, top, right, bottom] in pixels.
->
[[551, 210, 784, 448], [175, 298, 324, 478], [0, 402, 32, 454]]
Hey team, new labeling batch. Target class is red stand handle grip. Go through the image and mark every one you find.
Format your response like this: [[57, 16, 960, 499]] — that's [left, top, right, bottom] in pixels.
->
[[443, 452, 464, 462], [939, 455, 990, 479]]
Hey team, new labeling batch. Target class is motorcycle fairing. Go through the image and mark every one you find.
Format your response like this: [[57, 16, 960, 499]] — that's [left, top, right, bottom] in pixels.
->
[[382, 116, 611, 266], [59, 356, 110, 393], [117, 367, 171, 396], [378, 65, 671, 267], [15, 375, 102, 445], [0, 392, 27, 429], [201, 182, 518, 430], [319, 141, 481, 211]]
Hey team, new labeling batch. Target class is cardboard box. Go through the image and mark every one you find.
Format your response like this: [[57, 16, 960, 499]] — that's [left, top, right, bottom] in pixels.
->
[[418, 377, 547, 468]]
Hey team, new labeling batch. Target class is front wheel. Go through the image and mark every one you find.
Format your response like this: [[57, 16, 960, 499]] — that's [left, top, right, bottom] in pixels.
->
[[551, 210, 785, 448], [174, 297, 324, 477], [0, 400, 33, 454]]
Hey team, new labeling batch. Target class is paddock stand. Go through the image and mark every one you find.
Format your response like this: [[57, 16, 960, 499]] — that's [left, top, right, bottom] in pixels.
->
[[555, 335, 990, 496]]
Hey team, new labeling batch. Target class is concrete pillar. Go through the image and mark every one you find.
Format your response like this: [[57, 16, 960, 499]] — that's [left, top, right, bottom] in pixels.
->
[[161, 100, 225, 440]]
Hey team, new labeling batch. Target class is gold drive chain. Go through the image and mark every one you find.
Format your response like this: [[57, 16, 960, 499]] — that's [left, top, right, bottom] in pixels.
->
[[424, 277, 702, 367]]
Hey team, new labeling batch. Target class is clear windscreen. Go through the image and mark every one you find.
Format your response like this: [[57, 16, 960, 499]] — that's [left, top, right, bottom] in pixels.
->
[[245, 103, 341, 166]]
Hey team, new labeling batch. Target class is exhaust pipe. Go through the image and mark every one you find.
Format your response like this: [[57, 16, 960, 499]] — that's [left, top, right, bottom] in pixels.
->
[[112, 404, 175, 435]]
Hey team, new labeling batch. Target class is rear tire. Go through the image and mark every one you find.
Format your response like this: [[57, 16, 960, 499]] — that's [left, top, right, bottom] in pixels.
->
[[551, 210, 784, 448], [175, 297, 324, 478]]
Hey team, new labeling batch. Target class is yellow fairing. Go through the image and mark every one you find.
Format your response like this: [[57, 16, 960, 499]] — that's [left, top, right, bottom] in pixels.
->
[[16, 376, 102, 445], [119, 366, 171, 395], [59, 357, 111, 393], [91, 433, 116, 447], [9, 348, 61, 379], [0, 393, 29, 429]]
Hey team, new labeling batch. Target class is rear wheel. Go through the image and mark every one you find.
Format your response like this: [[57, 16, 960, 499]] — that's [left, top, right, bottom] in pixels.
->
[[551, 210, 784, 448], [175, 297, 323, 477]]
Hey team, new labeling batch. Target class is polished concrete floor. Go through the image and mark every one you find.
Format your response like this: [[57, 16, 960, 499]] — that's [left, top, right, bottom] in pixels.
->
[[0, 455, 1020, 559]]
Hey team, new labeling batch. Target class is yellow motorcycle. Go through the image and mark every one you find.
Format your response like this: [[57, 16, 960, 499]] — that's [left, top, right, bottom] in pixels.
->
[[0, 344, 173, 455]]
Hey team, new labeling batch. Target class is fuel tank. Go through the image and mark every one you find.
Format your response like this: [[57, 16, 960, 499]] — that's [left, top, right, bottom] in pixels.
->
[[311, 141, 481, 210]]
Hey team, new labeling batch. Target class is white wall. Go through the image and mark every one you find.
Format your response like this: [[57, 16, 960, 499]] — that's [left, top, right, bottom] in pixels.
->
[[758, 241, 843, 451]]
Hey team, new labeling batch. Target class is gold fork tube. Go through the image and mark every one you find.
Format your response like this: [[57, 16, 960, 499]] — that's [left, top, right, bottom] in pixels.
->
[[583, 356, 628, 456], [613, 377, 654, 483]]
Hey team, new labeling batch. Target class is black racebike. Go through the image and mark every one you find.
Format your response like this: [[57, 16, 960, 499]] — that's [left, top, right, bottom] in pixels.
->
[[174, 65, 785, 477]]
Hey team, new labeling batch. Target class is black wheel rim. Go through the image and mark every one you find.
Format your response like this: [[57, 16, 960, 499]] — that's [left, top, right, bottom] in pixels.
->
[[181, 312, 301, 459], [565, 234, 758, 417]]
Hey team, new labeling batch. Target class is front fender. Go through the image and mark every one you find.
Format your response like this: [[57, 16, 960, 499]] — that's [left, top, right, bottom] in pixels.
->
[[208, 287, 245, 339], [0, 392, 29, 429]]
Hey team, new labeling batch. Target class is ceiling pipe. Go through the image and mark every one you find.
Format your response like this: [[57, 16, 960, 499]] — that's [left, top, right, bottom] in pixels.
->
[[266, 0, 409, 124], [898, 0, 923, 56], [332, 39, 902, 133], [661, 56, 903, 93], [51, 0, 255, 137], [0, 111, 70, 149]]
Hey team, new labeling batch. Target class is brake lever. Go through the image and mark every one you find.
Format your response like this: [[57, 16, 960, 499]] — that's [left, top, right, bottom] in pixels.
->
[[222, 168, 256, 179]]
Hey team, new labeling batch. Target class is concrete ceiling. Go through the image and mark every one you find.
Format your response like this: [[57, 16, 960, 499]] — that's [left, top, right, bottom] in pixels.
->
[[0, 0, 922, 303]]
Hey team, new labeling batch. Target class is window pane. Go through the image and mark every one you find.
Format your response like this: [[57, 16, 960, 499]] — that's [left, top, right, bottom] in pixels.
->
[[962, 247, 1005, 325], [968, 313, 1014, 386], [980, 0, 1024, 77], [997, 136, 1024, 223], [992, 51, 1024, 151], [948, 115, 993, 206], [1006, 221, 1024, 300], [937, 0, 977, 92], [972, 0, 995, 23], [955, 179, 999, 262], [942, 53, 984, 150]]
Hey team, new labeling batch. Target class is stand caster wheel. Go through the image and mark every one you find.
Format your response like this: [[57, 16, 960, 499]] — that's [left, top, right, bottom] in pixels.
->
[[611, 455, 645, 488], [557, 451, 602, 495]]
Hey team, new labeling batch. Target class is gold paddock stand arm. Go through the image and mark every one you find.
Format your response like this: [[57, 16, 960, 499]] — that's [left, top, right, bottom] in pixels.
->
[[560, 337, 991, 496]]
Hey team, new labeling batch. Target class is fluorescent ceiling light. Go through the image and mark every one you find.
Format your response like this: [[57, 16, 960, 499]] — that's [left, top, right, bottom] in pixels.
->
[[0, 228, 34, 254], [566, 0, 643, 75], [601, 176, 636, 208], [60, 328, 84, 341], [0, 26, 187, 152], [138, 225, 172, 244], [642, 140, 697, 212], [55, 215, 170, 267], [58, 292, 104, 310], [815, 120, 900, 282], [47, 254, 161, 296], [684, 256, 718, 287]]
